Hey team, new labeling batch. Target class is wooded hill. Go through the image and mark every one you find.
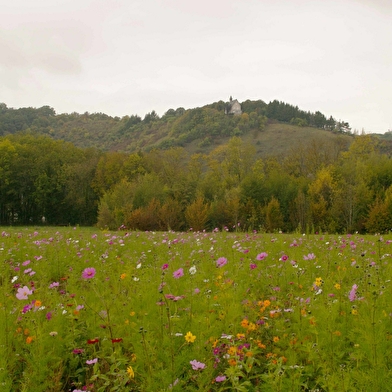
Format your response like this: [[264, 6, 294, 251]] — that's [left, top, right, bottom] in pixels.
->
[[0, 99, 360, 157], [2, 99, 392, 234]]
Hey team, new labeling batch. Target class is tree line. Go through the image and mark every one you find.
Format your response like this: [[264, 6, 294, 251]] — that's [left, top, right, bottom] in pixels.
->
[[1, 132, 392, 234]]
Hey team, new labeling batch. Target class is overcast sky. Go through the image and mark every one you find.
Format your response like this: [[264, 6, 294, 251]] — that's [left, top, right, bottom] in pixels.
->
[[1, 0, 391, 133]]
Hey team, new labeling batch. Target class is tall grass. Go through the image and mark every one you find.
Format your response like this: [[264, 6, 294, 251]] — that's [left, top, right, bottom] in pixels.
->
[[0, 228, 391, 391]]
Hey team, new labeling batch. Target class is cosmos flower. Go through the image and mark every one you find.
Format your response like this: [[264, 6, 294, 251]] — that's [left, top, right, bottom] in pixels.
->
[[16, 286, 33, 300], [82, 267, 96, 279], [256, 252, 268, 261], [173, 268, 184, 279], [190, 360, 206, 370], [216, 257, 228, 268]]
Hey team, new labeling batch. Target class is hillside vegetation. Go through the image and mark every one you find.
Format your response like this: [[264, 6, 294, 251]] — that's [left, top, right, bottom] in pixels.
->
[[1, 99, 392, 234], [0, 99, 356, 157]]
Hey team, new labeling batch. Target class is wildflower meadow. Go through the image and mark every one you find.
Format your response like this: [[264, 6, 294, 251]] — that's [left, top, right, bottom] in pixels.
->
[[1, 227, 392, 391]]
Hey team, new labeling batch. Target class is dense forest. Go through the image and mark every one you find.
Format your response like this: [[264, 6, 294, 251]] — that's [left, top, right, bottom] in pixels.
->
[[1, 99, 392, 233]]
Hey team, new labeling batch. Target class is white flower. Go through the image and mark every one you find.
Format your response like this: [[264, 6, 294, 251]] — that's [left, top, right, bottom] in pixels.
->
[[11, 276, 18, 283], [136, 263, 142, 269], [133, 277, 140, 282], [189, 266, 197, 275]]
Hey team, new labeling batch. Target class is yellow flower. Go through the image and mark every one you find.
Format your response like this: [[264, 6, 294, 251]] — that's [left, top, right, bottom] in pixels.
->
[[351, 309, 358, 315], [131, 353, 137, 362], [185, 331, 196, 343], [247, 322, 257, 332], [334, 283, 341, 290], [127, 366, 135, 379], [314, 277, 323, 287], [228, 346, 237, 356]]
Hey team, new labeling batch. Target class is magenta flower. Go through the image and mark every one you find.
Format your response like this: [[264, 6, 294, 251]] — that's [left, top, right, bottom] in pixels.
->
[[250, 263, 257, 270], [82, 267, 96, 279], [16, 285, 33, 300], [256, 252, 268, 261], [162, 263, 169, 270], [190, 359, 206, 370], [173, 268, 184, 279], [216, 257, 228, 268]]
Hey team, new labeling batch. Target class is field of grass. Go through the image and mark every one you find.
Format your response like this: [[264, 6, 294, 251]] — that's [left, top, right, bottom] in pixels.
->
[[1, 227, 391, 391]]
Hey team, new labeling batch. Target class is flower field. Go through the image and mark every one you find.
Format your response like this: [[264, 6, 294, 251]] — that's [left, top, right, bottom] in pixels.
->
[[1, 227, 392, 391]]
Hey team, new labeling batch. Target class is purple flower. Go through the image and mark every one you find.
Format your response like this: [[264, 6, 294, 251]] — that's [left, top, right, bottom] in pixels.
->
[[216, 257, 228, 268], [46, 311, 53, 320], [256, 252, 268, 261], [173, 268, 184, 279], [349, 284, 358, 302], [190, 359, 206, 370], [16, 285, 33, 300], [215, 375, 226, 382], [82, 267, 96, 279], [22, 303, 33, 313]]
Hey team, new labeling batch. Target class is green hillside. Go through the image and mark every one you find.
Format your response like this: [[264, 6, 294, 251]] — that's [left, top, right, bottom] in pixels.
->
[[0, 99, 357, 157]]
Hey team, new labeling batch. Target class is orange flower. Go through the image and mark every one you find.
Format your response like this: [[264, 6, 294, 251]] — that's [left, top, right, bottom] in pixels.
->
[[26, 336, 34, 344], [34, 300, 42, 307], [256, 340, 266, 349], [228, 358, 237, 366], [273, 336, 280, 343], [263, 300, 271, 307], [240, 319, 249, 328]]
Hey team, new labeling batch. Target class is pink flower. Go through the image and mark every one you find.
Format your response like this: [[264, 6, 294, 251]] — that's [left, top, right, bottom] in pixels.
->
[[86, 358, 98, 365], [349, 284, 358, 301], [256, 252, 268, 261], [16, 285, 33, 300], [82, 267, 96, 279], [22, 260, 31, 266], [173, 268, 184, 278], [215, 375, 226, 382], [216, 257, 228, 268], [190, 360, 206, 370]]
